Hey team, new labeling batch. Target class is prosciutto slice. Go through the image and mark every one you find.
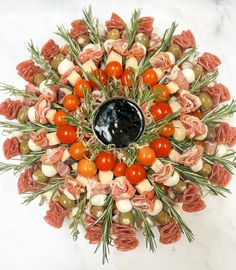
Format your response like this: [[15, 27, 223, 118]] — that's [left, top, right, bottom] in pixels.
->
[[177, 145, 204, 167], [127, 42, 146, 62], [151, 163, 174, 183], [179, 90, 202, 113], [150, 52, 172, 71], [86, 179, 111, 198], [167, 65, 189, 90], [34, 95, 51, 124], [215, 122, 236, 147], [210, 164, 232, 187], [54, 161, 70, 177], [131, 190, 155, 211], [78, 45, 104, 64], [172, 30, 196, 49], [65, 175, 85, 197], [197, 52, 221, 72], [40, 147, 66, 165], [111, 176, 136, 200], [159, 219, 181, 244], [44, 200, 67, 229], [105, 13, 125, 31], [107, 38, 128, 56], [30, 130, 48, 148]]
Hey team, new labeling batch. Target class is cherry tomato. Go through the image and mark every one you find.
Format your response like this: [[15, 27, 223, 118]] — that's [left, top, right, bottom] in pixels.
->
[[125, 164, 146, 185], [152, 83, 170, 103], [121, 69, 134, 87], [159, 123, 175, 137], [95, 152, 116, 171], [191, 111, 204, 119], [77, 159, 97, 178], [69, 142, 88, 161], [150, 103, 172, 121], [150, 137, 172, 158], [56, 124, 77, 144], [90, 69, 108, 89], [113, 162, 127, 177], [136, 146, 156, 166], [105, 61, 123, 79], [63, 94, 80, 111], [53, 110, 68, 126], [74, 79, 91, 98], [142, 69, 157, 86]]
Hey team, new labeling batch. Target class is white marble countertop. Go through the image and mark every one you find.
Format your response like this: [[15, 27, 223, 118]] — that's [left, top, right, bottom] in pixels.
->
[[0, 0, 236, 269]]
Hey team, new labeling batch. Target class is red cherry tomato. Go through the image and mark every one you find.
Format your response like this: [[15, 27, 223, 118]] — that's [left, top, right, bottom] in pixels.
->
[[125, 164, 146, 185], [159, 123, 175, 137], [74, 79, 91, 98], [69, 142, 88, 160], [142, 69, 157, 86], [63, 94, 80, 111], [95, 152, 116, 171], [105, 61, 123, 79], [136, 146, 156, 166], [53, 110, 68, 126], [56, 124, 77, 144], [150, 137, 172, 158], [121, 69, 134, 87], [113, 162, 127, 177], [90, 69, 108, 89], [152, 83, 170, 103], [150, 103, 172, 121]]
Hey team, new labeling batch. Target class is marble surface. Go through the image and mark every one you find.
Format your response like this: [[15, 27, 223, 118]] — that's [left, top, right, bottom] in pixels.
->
[[0, 0, 236, 269]]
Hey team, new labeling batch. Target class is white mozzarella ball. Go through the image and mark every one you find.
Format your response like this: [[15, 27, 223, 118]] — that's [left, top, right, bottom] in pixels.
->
[[90, 194, 107, 206], [215, 144, 227, 157], [41, 164, 57, 178], [166, 52, 175, 65], [46, 109, 56, 124], [147, 199, 163, 216], [27, 106, 36, 123], [191, 158, 203, 172], [163, 171, 180, 187], [104, 39, 115, 52], [116, 199, 133, 213], [58, 58, 74, 75], [39, 79, 52, 91], [28, 139, 42, 152], [182, 68, 195, 83]]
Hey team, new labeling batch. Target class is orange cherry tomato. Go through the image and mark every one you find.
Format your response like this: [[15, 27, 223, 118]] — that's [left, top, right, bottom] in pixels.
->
[[56, 124, 77, 144], [95, 152, 116, 171], [159, 123, 175, 137], [105, 61, 123, 79], [150, 137, 172, 158], [191, 111, 204, 119], [125, 164, 146, 185], [74, 79, 91, 98], [150, 103, 172, 121], [136, 146, 156, 166], [53, 110, 68, 126], [152, 83, 170, 103], [90, 69, 108, 89], [121, 69, 134, 87], [142, 69, 157, 86], [63, 94, 80, 111], [113, 162, 127, 177], [69, 142, 88, 161], [77, 159, 97, 178]]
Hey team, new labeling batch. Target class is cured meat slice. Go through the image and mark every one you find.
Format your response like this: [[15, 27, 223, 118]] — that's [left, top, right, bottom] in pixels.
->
[[131, 191, 155, 211], [148, 33, 162, 52], [30, 130, 48, 147], [34, 95, 51, 124], [111, 177, 136, 200], [85, 215, 103, 244], [127, 42, 146, 62], [64, 175, 85, 197], [44, 200, 67, 228], [107, 39, 128, 56], [159, 218, 181, 244], [150, 52, 172, 71], [173, 30, 196, 49], [177, 145, 204, 167], [16, 60, 42, 83], [78, 45, 104, 64], [182, 184, 206, 212], [137, 17, 154, 38], [151, 163, 174, 183], [54, 161, 70, 177], [0, 98, 21, 120], [210, 163, 232, 187], [215, 122, 236, 147], [41, 39, 59, 61], [40, 147, 66, 165], [105, 13, 125, 31], [197, 52, 221, 72], [86, 179, 111, 198], [3, 137, 20, 160], [18, 169, 42, 194], [179, 90, 202, 113], [70, 19, 88, 39], [167, 65, 189, 90], [204, 142, 217, 155]]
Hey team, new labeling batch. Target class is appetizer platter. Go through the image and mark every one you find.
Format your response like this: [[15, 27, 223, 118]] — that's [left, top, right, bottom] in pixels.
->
[[0, 6, 235, 263]]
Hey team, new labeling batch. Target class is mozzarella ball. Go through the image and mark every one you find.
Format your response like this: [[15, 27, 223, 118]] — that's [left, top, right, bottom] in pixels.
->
[[163, 171, 180, 187], [90, 194, 107, 206], [182, 68, 195, 83], [41, 164, 57, 178], [147, 199, 163, 216], [116, 199, 133, 213], [28, 139, 42, 152], [215, 144, 227, 158], [166, 52, 175, 65], [191, 158, 203, 172], [58, 58, 74, 75], [27, 106, 36, 123]]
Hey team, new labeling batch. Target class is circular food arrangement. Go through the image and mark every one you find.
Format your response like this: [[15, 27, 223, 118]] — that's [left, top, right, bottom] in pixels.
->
[[0, 6, 236, 263]]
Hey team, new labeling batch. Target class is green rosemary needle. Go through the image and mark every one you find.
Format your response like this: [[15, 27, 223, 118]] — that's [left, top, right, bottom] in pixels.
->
[[125, 9, 141, 48]]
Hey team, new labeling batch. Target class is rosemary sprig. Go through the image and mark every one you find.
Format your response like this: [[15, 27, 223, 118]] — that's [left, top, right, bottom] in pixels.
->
[[201, 99, 236, 125], [70, 192, 87, 241], [27, 40, 60, 81], [149, 178, 195, 242], [0, 83, 37, 100], [189, 69, 218, 93], [134, 209, 157, 252], [157, 22, 178, 52], [0, 162, 18, 174], [125, 9, 141, 48]]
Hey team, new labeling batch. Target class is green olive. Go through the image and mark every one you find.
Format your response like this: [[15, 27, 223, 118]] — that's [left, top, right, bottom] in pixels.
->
[[118, 211, 134, 225], [167, 44, 182, 59], [50, 53, 65, 70], [135, 33, 149, 48], [91, 206, 105, 218], [17, 105, 28, 124], [172, 180, 187, 193], [107, 29, 120, 40], [33, 168, 48, 183], [34, 73, 46, 86], [198, 92, 213, 111], [193, 64, 204, 79], [19, 140, 31, 155], [153, 210, 171, 225], [78, 34, 91, 49], [206, 125, 217, 141], [58, 194, 75, 209], [199, 162, 212, 177]]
